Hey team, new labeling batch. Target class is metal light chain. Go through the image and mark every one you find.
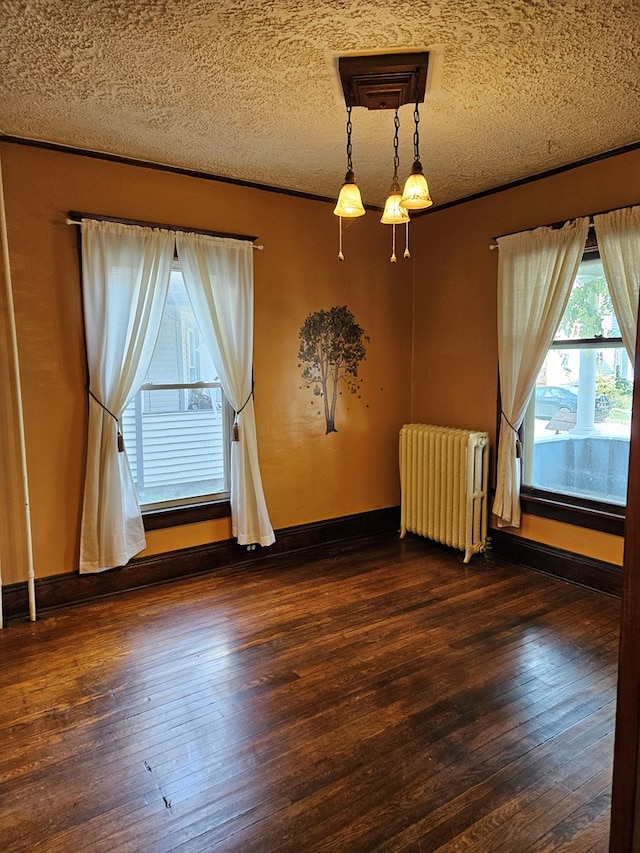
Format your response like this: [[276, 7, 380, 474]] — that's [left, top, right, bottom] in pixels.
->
[[346, 105, 353, 170], [413, 100, 421, 161], [393, 108, 400, 178]]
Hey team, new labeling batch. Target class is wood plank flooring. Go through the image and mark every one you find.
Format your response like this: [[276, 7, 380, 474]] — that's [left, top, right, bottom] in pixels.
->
[[0, 534, 620, 852]]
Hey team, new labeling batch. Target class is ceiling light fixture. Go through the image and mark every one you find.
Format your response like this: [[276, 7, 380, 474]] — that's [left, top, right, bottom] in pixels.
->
[[380, 108, 410, 262], [334, 52, 431, 262], [333, 105, 365, 261], [400, 85, 433, 211]]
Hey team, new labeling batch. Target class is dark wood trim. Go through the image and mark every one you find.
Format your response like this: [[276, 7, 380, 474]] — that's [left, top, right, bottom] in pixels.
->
[[4, 504, 622, 622], [414, 139, 640, 216], [609, 292, 640, 850], [0, 135, 382, 211], [1, 506, 401, 623], [520, 491, 625, 537], [3, 134, 639, 215], [491, 528, 622, 597], [142, 499, 231, 531]]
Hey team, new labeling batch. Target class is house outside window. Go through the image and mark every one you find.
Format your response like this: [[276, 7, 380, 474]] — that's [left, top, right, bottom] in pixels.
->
[[522, 249, 634, 506], [122, 266, 231, 509]]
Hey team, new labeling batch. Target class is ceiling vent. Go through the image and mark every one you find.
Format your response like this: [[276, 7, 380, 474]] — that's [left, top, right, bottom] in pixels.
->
[[337, 52, 429, 111]]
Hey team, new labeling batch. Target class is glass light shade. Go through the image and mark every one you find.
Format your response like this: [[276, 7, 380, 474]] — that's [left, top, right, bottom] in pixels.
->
[[380, 190, 410, 224], [333, 171, 366, 218], [400, 162, 433, 210]]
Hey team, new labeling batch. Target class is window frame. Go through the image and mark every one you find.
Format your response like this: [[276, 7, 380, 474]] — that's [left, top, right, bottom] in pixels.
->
[[519, 241, 629, 535], [143, 497, 231, 531], [125, 264, 233, 530], [519, 489, 625, 536]]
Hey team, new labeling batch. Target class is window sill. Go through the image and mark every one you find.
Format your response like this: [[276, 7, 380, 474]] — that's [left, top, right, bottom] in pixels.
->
[[520, 489, 625, 537], [143, 500, 231, 531]]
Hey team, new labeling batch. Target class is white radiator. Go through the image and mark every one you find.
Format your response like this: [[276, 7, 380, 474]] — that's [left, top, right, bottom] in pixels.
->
[[399, 424, 489, 563]]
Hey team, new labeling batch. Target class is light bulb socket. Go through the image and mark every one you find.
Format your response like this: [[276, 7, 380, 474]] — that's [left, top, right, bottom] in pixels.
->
[[388, 176, 402, 195]]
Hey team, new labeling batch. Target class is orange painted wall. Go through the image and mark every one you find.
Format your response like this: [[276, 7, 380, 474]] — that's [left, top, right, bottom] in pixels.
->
[[411, 147, 640, 566], [0, 142, 413, 583], [1, 141, 637, 584]]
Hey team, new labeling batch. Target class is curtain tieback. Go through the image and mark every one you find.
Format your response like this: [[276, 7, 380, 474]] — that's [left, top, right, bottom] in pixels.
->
[[89, 389, 125, 452], [500, 409, 522, 458], [232, 391, 253, 441]]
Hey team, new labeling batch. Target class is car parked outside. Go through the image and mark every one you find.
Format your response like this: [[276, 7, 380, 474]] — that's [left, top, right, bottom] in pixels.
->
[[534, 385, 611, 422]]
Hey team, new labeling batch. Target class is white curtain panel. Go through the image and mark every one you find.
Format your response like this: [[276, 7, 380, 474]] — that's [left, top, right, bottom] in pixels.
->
[[175, 233, 275, 547], [492, 218, 590, 528], [594, 205, 640, 360], [80, 220, 174, 572]]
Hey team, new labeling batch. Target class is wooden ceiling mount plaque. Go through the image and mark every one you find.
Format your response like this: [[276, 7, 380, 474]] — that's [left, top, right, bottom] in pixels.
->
[[338, 52, 429, 111]]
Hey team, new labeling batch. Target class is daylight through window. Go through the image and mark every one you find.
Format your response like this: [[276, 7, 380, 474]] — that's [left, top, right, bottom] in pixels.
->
[[522, 250, 633, 505], [122, 267, 230, 509]]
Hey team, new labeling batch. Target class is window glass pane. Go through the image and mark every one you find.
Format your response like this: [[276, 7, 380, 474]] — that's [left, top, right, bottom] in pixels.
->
[[154, 269, 219, 384], [123, 387, 228, 507], [122, 268, 228, 508], [523, 344, 633, 505], [554, 255, 617, 340]]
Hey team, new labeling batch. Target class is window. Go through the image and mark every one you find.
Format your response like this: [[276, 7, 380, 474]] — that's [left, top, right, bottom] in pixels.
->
[[79, 219, 272, 573], [522, 248, 634, 508], [122, 266, 231, 510]]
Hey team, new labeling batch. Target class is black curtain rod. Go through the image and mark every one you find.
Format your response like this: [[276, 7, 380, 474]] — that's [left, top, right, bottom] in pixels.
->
[[66, 210, 260, 245], [491, 200, 638, 243]]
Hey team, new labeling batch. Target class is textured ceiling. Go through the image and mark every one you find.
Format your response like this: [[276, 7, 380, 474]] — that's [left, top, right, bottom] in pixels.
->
[[1, 0, 639, 208]]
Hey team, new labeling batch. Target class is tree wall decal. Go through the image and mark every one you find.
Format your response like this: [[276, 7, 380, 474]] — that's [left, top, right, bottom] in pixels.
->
[[298, 305, 369, 434]]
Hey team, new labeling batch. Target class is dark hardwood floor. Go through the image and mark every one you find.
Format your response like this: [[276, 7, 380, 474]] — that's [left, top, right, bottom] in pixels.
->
[[0, 534, 620, 852]]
